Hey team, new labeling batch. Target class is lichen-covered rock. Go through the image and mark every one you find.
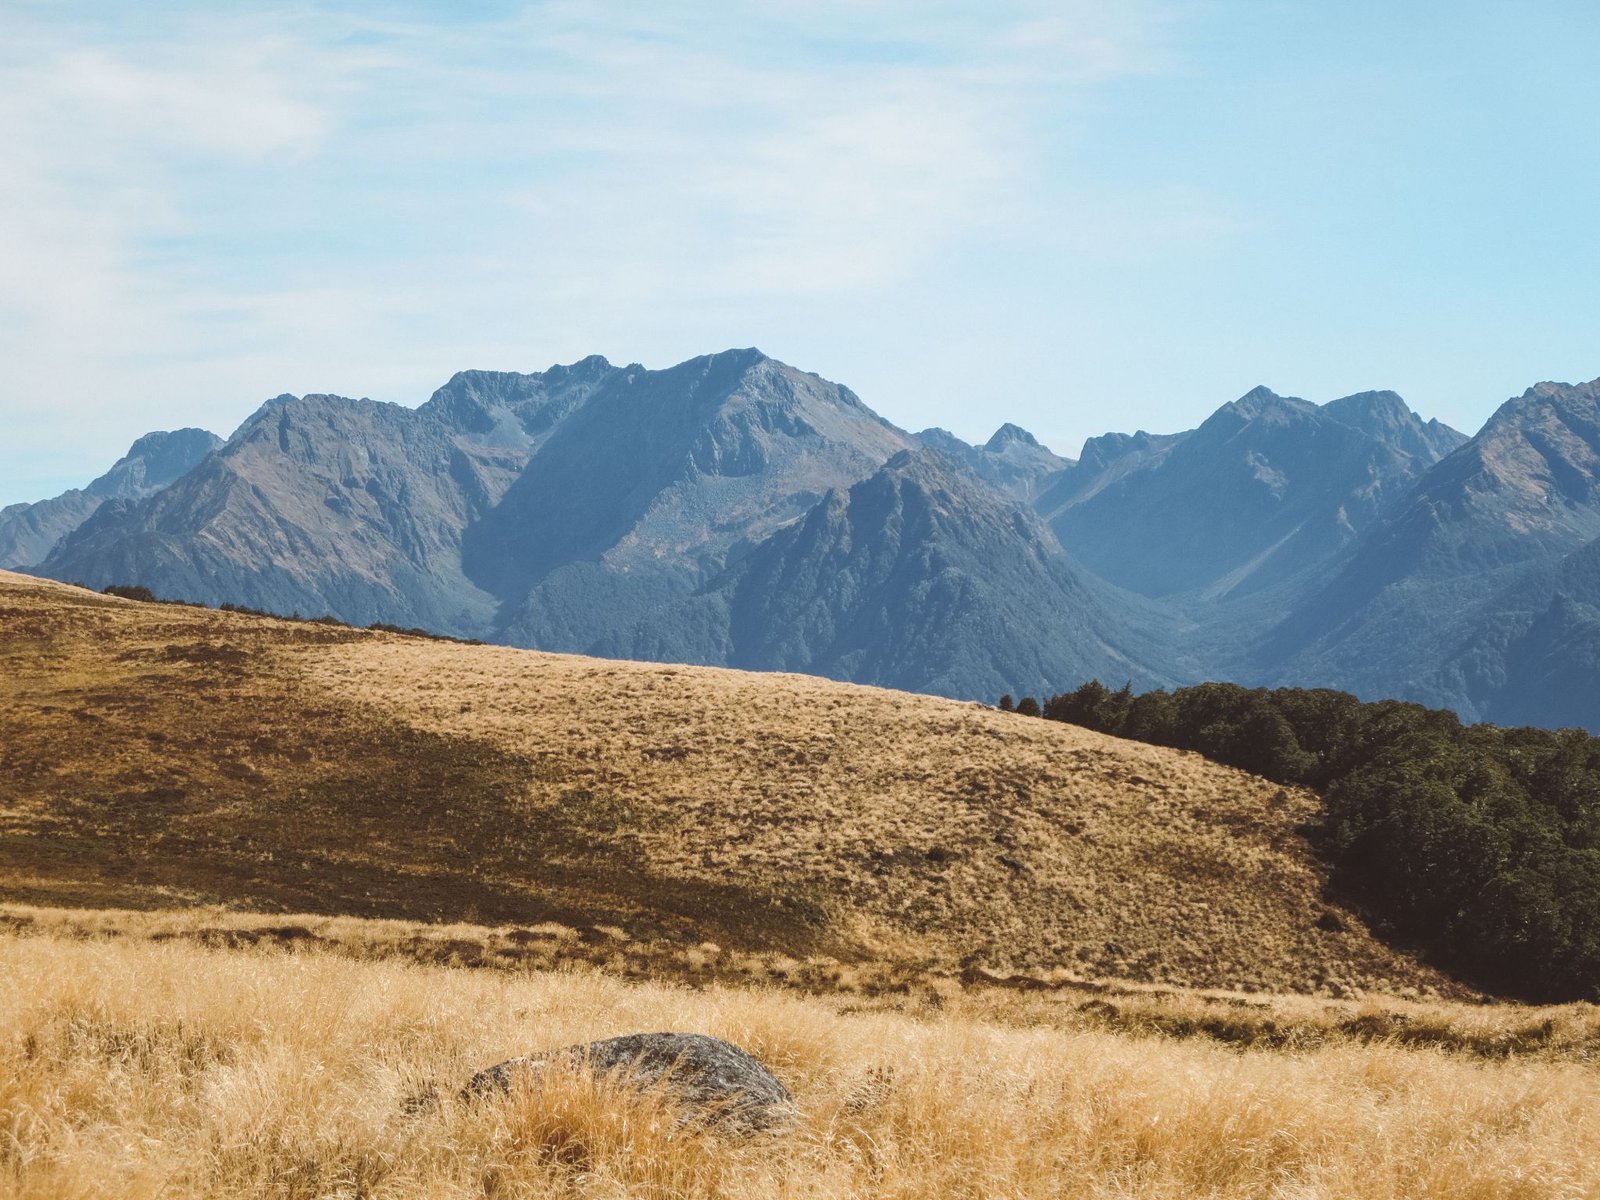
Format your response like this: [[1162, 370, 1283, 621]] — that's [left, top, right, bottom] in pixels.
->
[[462, 1032, 795, 1133]]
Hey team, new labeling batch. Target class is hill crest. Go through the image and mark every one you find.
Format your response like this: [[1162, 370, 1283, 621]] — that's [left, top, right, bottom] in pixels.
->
[[0, 569, 1461, 999]]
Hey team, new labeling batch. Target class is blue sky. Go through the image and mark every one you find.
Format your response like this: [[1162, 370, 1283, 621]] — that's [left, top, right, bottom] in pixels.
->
[[3, 0, 1599, 506]]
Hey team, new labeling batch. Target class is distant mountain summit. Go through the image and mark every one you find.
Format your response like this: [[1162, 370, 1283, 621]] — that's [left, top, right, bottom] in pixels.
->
[[913, 423, 1072, 502], [472, 349, 916, 650], [1046, 386, 1465, 600], [20, 357, 1600, 726], [614, 447, 1172, 699], [1259, 377, 1600, 718], [0, 428, 220, 570], [1319, 389, 1467, 463], [38, 350, 1162, 699], [43, 390, 520, 631]]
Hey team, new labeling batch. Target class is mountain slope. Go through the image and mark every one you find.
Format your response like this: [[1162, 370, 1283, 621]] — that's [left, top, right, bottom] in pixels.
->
[[615, 449, 1176, 698], [39, 393, 531, 632], [28, 355, 1600, 728], [0, 570, 1459, 996], [912, 423, 1072, 501], [1047, 387, 1465, 601], [1260, 379, 1600, 715], [474, 349, 917, 651], [1321, 390, 1468, 463], [0, 428, 220, 569], [1481, 535, 1600, 729], [38, 351, 924, 658]]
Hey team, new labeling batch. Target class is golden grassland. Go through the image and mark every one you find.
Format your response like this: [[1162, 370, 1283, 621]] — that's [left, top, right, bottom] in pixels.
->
[[7, 901, 1600, 1062], [1, 571, 1454, 998], [5, 573, 1600, 1197], [4, 929, 1598, 1200]]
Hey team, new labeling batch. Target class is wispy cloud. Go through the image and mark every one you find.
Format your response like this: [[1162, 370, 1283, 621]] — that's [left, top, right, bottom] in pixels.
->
[[0, 0, 1198, 504]]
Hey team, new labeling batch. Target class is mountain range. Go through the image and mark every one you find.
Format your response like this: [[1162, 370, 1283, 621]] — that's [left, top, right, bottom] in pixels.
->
[[13, 349, 1600, 729], [0, 428, 220, 571]]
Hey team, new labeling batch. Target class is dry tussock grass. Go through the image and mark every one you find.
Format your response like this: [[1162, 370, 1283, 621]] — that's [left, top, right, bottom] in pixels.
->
[[7, 902, 1599, 1063], [0, 572, 1456, 998], [2, 930, 1596, 1200]]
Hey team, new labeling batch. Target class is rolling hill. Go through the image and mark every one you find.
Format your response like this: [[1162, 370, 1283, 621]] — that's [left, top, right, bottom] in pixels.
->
[[0, 569, 1458, 998]]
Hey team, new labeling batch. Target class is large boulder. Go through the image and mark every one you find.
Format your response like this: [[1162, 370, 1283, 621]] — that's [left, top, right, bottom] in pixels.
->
[[461, 1032, 795, 1133]]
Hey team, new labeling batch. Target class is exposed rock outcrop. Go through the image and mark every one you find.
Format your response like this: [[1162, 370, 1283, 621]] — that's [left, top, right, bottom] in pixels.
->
[[462, 1032, 795, 1133]]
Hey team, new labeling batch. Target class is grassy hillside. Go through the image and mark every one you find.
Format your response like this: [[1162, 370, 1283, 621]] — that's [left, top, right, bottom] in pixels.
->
[[8, 902, 1595, 1061], [0, 570, 1452, 997], [1012, 679, 1600, 1001], [3, 928, 1596, 1200]]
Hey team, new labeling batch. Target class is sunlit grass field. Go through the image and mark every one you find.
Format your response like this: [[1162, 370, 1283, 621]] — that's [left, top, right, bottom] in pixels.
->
[[5, 929, 1597, 1200], [1, 571, 1452, 998], [6, 572, 1598, 1197]]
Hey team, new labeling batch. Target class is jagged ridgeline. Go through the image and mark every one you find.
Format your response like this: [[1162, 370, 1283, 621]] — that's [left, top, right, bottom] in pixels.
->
[[9, 352, 1600, 727], [1005, 680, 1600, 1002], [18, 350, 1172, 702]]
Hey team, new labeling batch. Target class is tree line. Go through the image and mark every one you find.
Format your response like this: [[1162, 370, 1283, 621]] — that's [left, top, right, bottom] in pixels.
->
[[1002, 680, 1600, 1002]]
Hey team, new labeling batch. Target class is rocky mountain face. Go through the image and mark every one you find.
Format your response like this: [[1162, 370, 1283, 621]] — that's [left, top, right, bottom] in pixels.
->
[[38, 350, 1163, 699], [912, 423, 1073, 502], [1476, 535, 1600, 730], [470, 349, 917, 651], [41, 358, 691, 631], [42, 393, 525, 631], [1036, 428, 1189, 513], [0, 428, 220, 570], [1256, 379, 1600, 718], [1320, 390, 1467, 463], [1, 495, 101, 573], [23, 355, 1600, 727], [612, 448, 1175, 699], [1045, 387, 1466, 601]]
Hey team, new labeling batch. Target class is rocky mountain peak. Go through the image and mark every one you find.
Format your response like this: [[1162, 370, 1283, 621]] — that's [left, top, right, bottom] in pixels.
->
[[1074, 430, 1169, 474], [85, 428, 222, 501], [0, 426, 223, 569], [985, 423, 1042, 451], [911, 426, 966, 453], [1048, 379, 1463, 601], [874, 446, 1045, 519], [634, 434, 1172, 701], [1321, 390, 1466, 463], [1322, 388, 1409, 423], [1457, 379, 1600, 517], [1526, 378, 1600, 405], [459, 350, 913, 636], [558, 352, 615, 376], [1471, 378, 1600, 459], [253, 393, 300, 416], [1198, 387, 1316, 437], [423, 357, 619, 442], [913, 422, 1070, 503]]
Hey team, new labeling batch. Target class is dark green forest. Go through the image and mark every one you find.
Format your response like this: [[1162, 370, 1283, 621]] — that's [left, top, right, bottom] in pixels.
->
[[1002, 681, 1600, 1002]]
